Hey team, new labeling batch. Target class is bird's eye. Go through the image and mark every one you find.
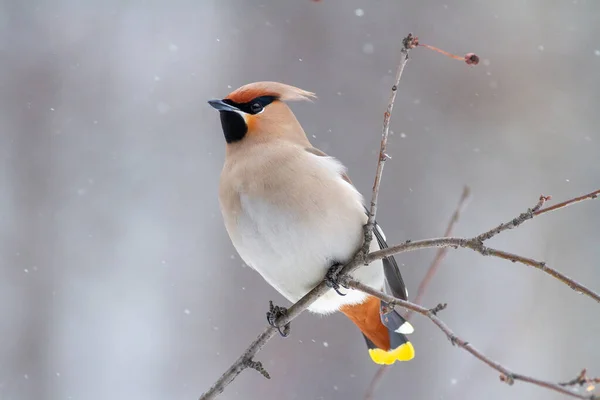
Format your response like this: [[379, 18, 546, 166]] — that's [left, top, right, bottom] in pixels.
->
[[250, 102, 263, 114]]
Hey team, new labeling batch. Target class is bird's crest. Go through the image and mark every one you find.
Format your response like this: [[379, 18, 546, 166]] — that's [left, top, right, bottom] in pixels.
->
[[225, 81, 316, 104]]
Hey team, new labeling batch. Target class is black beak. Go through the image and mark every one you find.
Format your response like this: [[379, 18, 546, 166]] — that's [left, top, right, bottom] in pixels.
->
[[208, 99, 239, 112]]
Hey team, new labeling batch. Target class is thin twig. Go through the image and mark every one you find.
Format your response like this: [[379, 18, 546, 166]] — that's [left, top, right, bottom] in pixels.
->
[[477, 189, 599, 243], [367, 191, 600, 303], [535, 189, 600, 216], [362, 33, 414, 259], [367, 235, 600, 303], [199, 35, 415, 400], [364, 186, 471, 400], [477, 194, 551, 242], [346, 280, 599, 400]]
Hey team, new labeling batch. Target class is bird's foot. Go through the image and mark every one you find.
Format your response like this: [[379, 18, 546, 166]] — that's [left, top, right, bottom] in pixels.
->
[[325, 262, 348, 296], [266, 300, 291, 337]]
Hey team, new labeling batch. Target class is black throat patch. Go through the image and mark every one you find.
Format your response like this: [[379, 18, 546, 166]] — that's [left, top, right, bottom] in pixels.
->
[[220, 111, 247, 143]]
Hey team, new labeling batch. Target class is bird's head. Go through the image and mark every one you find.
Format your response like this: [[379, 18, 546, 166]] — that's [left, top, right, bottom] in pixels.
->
[[208, 81, 315, 144]]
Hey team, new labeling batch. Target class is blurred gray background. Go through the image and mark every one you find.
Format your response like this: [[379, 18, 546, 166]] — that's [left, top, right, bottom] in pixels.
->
[[1, 0, 599, 399]]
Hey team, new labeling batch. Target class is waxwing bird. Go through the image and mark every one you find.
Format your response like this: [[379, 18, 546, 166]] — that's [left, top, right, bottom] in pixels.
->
[[209, 81, 415, 364]]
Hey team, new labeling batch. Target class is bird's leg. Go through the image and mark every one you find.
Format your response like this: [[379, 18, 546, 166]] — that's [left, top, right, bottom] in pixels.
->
[[325, 262, 348, 296], [266, 300, 291, 337]]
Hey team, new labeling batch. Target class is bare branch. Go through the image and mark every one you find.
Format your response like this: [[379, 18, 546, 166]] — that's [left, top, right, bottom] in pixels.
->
[[368, 237, 600, 303], [346, 279, 600, 400], [535, 189, 600, 216], [362, 33, 415, 258], [368, 192, 600, 303], [477, 189, 599, 243], [477, 194, 551, 242]]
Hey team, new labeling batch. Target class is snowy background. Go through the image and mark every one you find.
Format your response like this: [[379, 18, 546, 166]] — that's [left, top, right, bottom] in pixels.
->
[[1, 1, 599, 399]]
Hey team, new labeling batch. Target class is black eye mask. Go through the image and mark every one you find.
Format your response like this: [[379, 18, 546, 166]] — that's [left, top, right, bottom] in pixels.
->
[[223, 95, 278, 115]]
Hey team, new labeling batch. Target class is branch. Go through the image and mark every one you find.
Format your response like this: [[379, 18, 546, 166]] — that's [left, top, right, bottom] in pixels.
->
[[346, 280, 600, 400], [477, 189, 599, 242], [535, 189, 600, 217], [368, 191, 600, 303], [368, 237, 600, 303], [199, 34, 416, 400], [476, 194, 551, 242], [362, 33, 413, 258]]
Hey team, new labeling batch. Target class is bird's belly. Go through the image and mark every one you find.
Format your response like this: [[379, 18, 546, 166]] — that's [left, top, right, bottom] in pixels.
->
[[232, 193, 384, 314]]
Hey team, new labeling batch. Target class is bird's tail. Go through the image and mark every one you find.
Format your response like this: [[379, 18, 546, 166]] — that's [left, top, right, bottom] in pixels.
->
[[340, 295, 415, 365]]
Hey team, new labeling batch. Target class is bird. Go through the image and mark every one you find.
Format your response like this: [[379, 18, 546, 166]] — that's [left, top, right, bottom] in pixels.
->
[[209, 81, 415, 365]]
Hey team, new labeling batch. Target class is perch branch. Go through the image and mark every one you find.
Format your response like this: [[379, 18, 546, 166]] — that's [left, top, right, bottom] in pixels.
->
[[346, 280, 600, 400]]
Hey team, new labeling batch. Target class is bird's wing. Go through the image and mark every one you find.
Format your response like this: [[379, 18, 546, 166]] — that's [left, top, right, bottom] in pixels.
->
[[305, 146, 408, 301], [372, 220, 408, 300]]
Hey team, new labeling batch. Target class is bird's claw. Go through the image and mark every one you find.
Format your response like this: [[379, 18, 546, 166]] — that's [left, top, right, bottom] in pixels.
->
[[325, 263, 348, 296], [266, 300, 291, 337]]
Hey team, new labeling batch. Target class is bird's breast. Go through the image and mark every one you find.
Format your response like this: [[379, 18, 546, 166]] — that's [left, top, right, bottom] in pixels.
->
[[219, 145, 374, 310]]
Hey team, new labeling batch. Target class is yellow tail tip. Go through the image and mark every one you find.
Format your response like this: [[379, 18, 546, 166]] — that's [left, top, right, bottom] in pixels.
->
[[368, 342, 415, 365]]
